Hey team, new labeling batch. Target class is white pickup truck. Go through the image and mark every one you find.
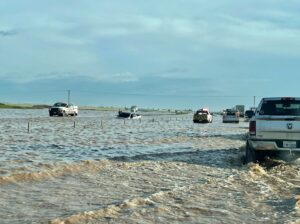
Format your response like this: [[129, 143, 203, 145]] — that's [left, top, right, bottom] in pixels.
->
[[49, 102, 78, 117], [245, 97, 300, 163]]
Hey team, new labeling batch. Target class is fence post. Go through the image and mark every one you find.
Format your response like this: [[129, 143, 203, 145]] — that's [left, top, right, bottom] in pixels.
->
[[27, 122, 30, 133]]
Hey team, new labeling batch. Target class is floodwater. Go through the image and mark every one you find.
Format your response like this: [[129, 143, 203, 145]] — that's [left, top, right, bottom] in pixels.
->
[[0, 109, 299, 224]]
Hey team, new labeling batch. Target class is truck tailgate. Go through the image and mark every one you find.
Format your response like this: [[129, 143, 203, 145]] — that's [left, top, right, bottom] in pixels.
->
[[256, 118, 300, 139]]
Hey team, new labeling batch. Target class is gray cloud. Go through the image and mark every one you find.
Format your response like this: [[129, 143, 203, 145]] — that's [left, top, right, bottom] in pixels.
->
[[0, 30, 17, 37], [0, 0, 299, 109]]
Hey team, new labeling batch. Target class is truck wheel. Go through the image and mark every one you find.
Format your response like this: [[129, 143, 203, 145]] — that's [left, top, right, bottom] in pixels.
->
[[245, 141, 256, 163], [256, 151, 266, 161]]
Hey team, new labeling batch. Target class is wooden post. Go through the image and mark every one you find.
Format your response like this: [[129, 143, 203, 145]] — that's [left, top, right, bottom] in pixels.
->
[[27, 122, 30, 133], [74, 121, 76, 128]]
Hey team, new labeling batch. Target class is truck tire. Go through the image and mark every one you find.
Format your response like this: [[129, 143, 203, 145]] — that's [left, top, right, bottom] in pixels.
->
[[245, 141, 256, 163], [256, 151, 266, 162]]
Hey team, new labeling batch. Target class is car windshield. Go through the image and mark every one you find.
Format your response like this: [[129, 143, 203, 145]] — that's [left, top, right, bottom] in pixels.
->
[[259, 99, 300, 115], [53, 103, 67, 107]]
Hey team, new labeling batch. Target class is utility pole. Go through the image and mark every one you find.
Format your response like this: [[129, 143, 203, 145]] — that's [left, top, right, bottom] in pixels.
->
[[253, 96, 256, 108], [68, 90, 70, 105]]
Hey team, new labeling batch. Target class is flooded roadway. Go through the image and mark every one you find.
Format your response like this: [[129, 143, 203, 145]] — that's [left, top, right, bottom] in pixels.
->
[[0, 109, 299, 223]]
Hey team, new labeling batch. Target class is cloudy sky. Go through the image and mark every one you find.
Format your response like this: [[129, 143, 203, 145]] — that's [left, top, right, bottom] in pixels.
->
[[0, 0, 299, 110]]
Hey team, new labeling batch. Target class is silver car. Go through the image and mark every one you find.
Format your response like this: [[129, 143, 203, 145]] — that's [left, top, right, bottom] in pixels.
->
[[222, 109, 239, 123]]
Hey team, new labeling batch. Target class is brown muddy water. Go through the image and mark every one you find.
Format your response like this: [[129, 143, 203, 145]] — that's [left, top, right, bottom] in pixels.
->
[[0, 109, 299, 224]]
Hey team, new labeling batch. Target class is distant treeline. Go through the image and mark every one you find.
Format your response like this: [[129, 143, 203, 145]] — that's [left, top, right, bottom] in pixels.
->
[[0, 103, 50, 109], [0, 103, 194, 114]]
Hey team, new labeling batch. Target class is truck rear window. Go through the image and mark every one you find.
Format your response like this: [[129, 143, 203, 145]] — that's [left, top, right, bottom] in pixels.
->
[[259, 100, 300, 115], [224, 110, 237, 116]]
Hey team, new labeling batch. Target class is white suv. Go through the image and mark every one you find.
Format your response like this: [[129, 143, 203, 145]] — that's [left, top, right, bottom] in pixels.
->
[[49, 102, 78, 117], [222, 109, 239, 123], [245, 97, 300, 163]]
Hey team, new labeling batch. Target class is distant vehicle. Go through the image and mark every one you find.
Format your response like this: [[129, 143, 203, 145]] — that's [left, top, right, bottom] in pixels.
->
[[245, 97, 300, 163], [244, 109, 255, 122], [222, 109, 239, 123], [235, 105, 245, 117], [117, 106, 141, 119], [193, 108, 213, 123], [49, 102, 78, 117], [117, 111, 141, 119]]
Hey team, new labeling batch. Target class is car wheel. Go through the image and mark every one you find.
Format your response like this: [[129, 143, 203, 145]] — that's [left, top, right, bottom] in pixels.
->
[[245, 141, 256, 164]]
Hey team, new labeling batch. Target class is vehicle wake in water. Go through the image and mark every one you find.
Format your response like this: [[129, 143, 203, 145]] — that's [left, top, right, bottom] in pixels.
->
[[0, 109, 299, 223]]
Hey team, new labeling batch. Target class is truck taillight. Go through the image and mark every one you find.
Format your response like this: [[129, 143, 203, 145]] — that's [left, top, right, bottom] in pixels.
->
[[249, 120, 256, 136]]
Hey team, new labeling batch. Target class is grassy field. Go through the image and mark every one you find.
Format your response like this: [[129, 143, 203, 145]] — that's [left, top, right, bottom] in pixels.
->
[[0, 103, 49, 109], [0, 103, 118, 111], [0, 103, 193, 115]]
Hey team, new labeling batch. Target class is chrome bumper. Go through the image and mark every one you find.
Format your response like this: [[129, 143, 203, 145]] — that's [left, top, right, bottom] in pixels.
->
[[248, 140, 300, 152]]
